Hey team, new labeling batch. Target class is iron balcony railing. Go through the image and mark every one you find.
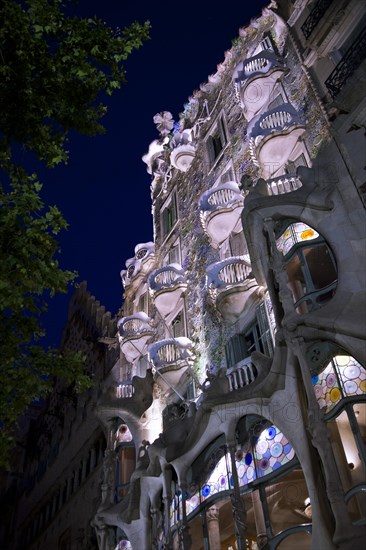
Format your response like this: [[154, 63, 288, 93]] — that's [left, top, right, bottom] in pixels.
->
[[325, 27, 366, 98], [301, 0, 333, 40]]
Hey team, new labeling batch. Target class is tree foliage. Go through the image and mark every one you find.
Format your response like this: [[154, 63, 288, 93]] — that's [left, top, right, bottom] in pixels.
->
[[0, 0, 150, 467]]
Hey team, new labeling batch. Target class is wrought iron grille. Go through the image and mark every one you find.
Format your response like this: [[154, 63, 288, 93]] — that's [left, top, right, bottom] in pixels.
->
[[325, 27, 366, 98], [301, 0, 333, 40]]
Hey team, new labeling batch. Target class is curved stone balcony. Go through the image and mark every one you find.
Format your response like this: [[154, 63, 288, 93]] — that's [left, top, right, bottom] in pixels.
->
[[233, 51, 285, 120], [148, 337, 195, 394], [120, 242, 155, 288], [198, 182, 244, 248], [117, 312, 155, 362], [266, 173, 303, 196], [148, 264, 187, 318], [169, 129, 196, 172], [226, 356, 257, 391], [248, 104, 305, 178], [116, 381, 135, 399], [206, 257, 261, 323]]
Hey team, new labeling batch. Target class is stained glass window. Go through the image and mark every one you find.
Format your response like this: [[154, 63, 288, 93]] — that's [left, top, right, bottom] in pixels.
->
[[235, 420, 295, 487], [169, 421, 296, 524], [276, 223, 319, 255], [199, 448, 231, 502], [312, 355, 366, 413]]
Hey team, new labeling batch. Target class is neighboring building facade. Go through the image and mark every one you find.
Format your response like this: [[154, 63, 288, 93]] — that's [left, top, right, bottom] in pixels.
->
[[93, 1, 366, 550], [1, 282, 117, 549]]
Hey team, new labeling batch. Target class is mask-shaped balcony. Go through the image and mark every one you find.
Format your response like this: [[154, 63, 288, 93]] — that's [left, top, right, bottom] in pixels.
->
[[206, 257, 260, 323], [148, 337, 195, 394], [226, 356, 257, 392], [233, 51, 285, 121], [169, 129, 196, 172], [199, 182, 244, 248], [148, 264, 187, 318], [120, 242, 155, 288], [248, 104, 305, 178], [117, 312, 155, 363]]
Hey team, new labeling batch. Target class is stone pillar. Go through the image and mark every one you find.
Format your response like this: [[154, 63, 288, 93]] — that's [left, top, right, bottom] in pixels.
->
[[206, 505, 220, 550], [291, 336, 357, 547], [101, 450, 116, 506], [162, 466, 173, 549], [179, 480, 192, 550], [251, 490, 267, 549], [201, 509, 210, 550], [227, 443, 247, 550]]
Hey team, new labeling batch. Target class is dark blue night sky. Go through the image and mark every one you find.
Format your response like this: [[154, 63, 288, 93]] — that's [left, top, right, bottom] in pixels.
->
[[40, 0, 268, 347]]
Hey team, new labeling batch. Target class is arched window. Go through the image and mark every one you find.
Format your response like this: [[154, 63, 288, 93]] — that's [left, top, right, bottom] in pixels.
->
[[310, 351, 366, 525], [275, 221, 337, 314], [170, 420, 311, 549], [312, 355, 366, 413]]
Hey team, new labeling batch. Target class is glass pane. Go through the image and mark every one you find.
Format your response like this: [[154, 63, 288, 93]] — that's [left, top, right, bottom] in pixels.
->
[[328, 410, 365, 493], [254, 425, 295, 477], [285, 253, 307, 302], [200, 452, 231, 501], [276, 223, 319, 255], [335, 356, 366, 397], [312, 362, 342, 412], [303, 244, 337, 291]]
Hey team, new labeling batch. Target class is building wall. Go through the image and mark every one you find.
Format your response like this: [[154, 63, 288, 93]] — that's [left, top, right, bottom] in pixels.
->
[[3, 282, 117, 550], [95, 2, 366, 550]]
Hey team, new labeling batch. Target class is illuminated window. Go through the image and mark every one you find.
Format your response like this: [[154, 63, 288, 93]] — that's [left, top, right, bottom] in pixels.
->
[[171, 311, 185, 338], [161, 192, 177, 239], [206, 115, 228, 167], [276, 221, 337, 313], [225, 302, 274, 366]]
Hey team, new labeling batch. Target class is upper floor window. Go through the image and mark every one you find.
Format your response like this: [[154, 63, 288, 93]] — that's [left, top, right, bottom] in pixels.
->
[[171, 311, 185, 338], [267, 92, 286, 111], [225, 301, 274, 367], [165, 241, 181, 265], [161, 192, 178, 239], [206, 114, 228, 168], [286, 153, 308, 174], [260, 33, 274, 52], [275, 221, 337, 314], [220, 229, 248, 261], [138, 291, 150, 315]]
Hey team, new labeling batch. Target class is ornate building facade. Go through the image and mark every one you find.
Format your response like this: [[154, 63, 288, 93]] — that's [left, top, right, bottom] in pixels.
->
[[93, 1, 366, 549], [3, 1, 365, 549]]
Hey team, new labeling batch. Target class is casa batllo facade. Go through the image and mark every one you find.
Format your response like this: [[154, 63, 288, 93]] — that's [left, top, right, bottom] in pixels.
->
[[4, 1, 365, 549], [93, 1, 366, 548]]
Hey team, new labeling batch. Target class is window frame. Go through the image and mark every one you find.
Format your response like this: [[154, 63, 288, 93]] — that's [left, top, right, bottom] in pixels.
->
[[161, 191, 178, 240], [205, 113, 229, 170]]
